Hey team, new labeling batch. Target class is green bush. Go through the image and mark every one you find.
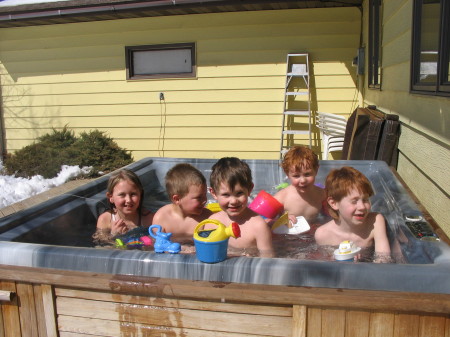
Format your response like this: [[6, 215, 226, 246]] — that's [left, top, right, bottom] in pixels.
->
[[4, 128, 133, 178]]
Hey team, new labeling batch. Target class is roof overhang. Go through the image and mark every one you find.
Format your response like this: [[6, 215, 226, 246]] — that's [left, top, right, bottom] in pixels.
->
[[0, 0, 363, 28]]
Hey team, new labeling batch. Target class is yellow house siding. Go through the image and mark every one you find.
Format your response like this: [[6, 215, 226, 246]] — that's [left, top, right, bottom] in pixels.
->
[[362, 0, 450, 235], [0, 7, 360, 160]]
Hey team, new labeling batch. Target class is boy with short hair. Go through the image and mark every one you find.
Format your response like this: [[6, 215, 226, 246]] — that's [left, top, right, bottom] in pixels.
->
[[274, 146, 326, 224], [314, 166, 391, 262], [152, 163, 212, 241], [208, 157, 274, 258]]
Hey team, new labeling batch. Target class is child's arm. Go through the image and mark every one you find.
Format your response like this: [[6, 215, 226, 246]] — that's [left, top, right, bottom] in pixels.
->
[[373, 213, 391, 255], [255, 220, 274, 258]]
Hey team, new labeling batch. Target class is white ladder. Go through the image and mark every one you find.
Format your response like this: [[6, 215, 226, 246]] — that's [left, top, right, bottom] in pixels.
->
[[280, 53, 312, 157]]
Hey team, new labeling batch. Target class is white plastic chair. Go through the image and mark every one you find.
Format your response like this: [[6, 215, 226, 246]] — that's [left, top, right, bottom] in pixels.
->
[[316, 112, 347, 159]]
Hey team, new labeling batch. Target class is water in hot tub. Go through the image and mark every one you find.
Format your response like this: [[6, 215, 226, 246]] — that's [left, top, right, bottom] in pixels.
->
[[91, 216, 398, 263]]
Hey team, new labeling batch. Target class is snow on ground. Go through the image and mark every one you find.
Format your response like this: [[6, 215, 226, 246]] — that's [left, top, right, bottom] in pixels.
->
[[0, 161, 91, 208]]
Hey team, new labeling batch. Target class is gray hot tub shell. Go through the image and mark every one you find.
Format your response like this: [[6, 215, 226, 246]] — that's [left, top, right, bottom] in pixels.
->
[[0, 157, 449, 295]]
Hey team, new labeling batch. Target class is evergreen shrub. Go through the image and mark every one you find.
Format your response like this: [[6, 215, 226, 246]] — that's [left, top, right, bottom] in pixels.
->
[[4, 127, 133, 178]]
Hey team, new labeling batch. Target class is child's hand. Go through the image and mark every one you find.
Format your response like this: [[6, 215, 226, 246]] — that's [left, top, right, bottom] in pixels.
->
[[111, 218, 127, 236], [288, 214, 297, 226]]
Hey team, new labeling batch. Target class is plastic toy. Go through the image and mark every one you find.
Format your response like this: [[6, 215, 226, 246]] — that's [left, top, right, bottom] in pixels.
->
[[272, 213, 310, 235], [193, 219, 240, 263], [334, 240, 361, 261], [115, 227, 153, 249], [248, 190, 284, 219], [206, 202, 222, 213], [149, 224, 181, 254]]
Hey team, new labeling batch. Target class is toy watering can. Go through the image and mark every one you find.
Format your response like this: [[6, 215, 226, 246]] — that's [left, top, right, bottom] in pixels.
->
[[248, 190, 283, 219], [149, 224, 181, 254], [193, 219, 240, 263]]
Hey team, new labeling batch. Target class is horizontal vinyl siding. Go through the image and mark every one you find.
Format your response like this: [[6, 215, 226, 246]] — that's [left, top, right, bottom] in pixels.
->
[[0, 7, 360, 160], [362, 0, 450, 235]]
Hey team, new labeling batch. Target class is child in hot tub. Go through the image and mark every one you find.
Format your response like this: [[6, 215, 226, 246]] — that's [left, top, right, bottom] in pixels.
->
[[314, 166, 391, 262], [207, 157, 274, 258], [94, 169, 154, 244], [152, 163, 213, 242], [274, 146, 326, 225]]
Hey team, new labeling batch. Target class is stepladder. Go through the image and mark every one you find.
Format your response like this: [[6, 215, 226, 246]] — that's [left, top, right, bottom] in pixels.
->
[[280, 53, 312, 158]]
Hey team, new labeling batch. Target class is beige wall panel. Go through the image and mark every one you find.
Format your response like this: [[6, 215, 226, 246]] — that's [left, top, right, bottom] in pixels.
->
[[381, 62, 410, 92], [3, 88, 355, 110], [1, 76, 286, 97], [3, 102, 282, 118], [314, 75, 356, 88], [6, 114, 283, 129], [382, 1, 411, 45], [382, 32, 411, 68], [2, 89, 284, 107], [1, 7, 360, 160], [121, 139, 278, 151]]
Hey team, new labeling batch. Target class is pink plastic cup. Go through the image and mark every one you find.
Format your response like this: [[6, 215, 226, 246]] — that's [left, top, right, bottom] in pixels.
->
[[248, 190, 284, 219]]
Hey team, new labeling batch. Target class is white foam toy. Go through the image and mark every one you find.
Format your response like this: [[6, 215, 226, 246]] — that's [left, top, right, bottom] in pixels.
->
[[333, 240, 361, 261], [272, 213, 311, 235]]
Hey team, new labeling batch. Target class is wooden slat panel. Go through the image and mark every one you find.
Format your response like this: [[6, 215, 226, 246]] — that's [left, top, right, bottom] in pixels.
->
[[0, 297, 4, 337], [32, 285, 48, 337], [2, 266, 450, 315], [16, 283, 38, 337], [42, 284, 58, 337], [321, 309, 345, 337], [0, 282, 21, 337], [369, 312, 394, 337], [56, 297, 291, 336], [446, 317, 450, 337], [393, 313, 419, 337], [419, 315, 447, 337], [346, 310, 370, 337], [292, 305, 306, 337], [55, 288, 292, 317], [307, 308, 322, 337], [58, 315, 271, 337]]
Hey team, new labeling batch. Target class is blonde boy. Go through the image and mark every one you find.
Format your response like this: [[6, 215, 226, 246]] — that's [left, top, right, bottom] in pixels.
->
[[152, 163, 212, 241]]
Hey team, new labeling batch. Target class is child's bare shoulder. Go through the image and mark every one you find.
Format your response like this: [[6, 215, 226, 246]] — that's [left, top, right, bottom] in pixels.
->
[[97, 211, 112, 229]]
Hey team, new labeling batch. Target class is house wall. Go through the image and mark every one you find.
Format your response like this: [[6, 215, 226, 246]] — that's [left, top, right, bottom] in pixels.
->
[[361, 0, 450, 235], [0, 7, 361, 160]]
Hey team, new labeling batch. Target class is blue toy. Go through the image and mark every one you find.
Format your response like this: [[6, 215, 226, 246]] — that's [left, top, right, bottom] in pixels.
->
[[149, 224, 181, 254]]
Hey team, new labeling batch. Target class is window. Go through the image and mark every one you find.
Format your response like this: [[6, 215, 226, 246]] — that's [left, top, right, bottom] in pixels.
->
[[368, 0, 382, 89], [126, 43, 196, 79], [411, 0, 450, 95]]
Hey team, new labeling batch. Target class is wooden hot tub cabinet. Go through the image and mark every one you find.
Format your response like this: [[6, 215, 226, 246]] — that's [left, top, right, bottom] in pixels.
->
[[1, 264, 449, 337]]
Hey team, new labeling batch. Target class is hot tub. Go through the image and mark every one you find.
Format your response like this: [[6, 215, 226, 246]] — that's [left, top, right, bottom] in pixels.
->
[[1, 158, 449, 337]]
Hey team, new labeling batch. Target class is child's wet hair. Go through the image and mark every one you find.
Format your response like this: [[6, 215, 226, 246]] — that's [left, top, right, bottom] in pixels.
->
[[106, 169, 144, 210], [325, 166, 374, 219], [165, 163, 207, 198], [210, 157, 253, 193], [281, 146, 319, 174]]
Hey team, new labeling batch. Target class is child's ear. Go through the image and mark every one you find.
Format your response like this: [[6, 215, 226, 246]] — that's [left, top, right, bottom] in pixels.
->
[[327, 197, 339, 211], [209, 188, 218, 200], [248, 183, 254, 195], [106, 193, 113, 204], [171, 194, 181, 204]]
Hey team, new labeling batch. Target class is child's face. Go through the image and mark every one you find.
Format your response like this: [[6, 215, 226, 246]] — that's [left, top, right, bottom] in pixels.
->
[[287, 166, 317, 192], [176, 184, 207, 216], [211, 182, 250, 218], [108, 179, 141, 216], [329, 188, 371, 226]]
